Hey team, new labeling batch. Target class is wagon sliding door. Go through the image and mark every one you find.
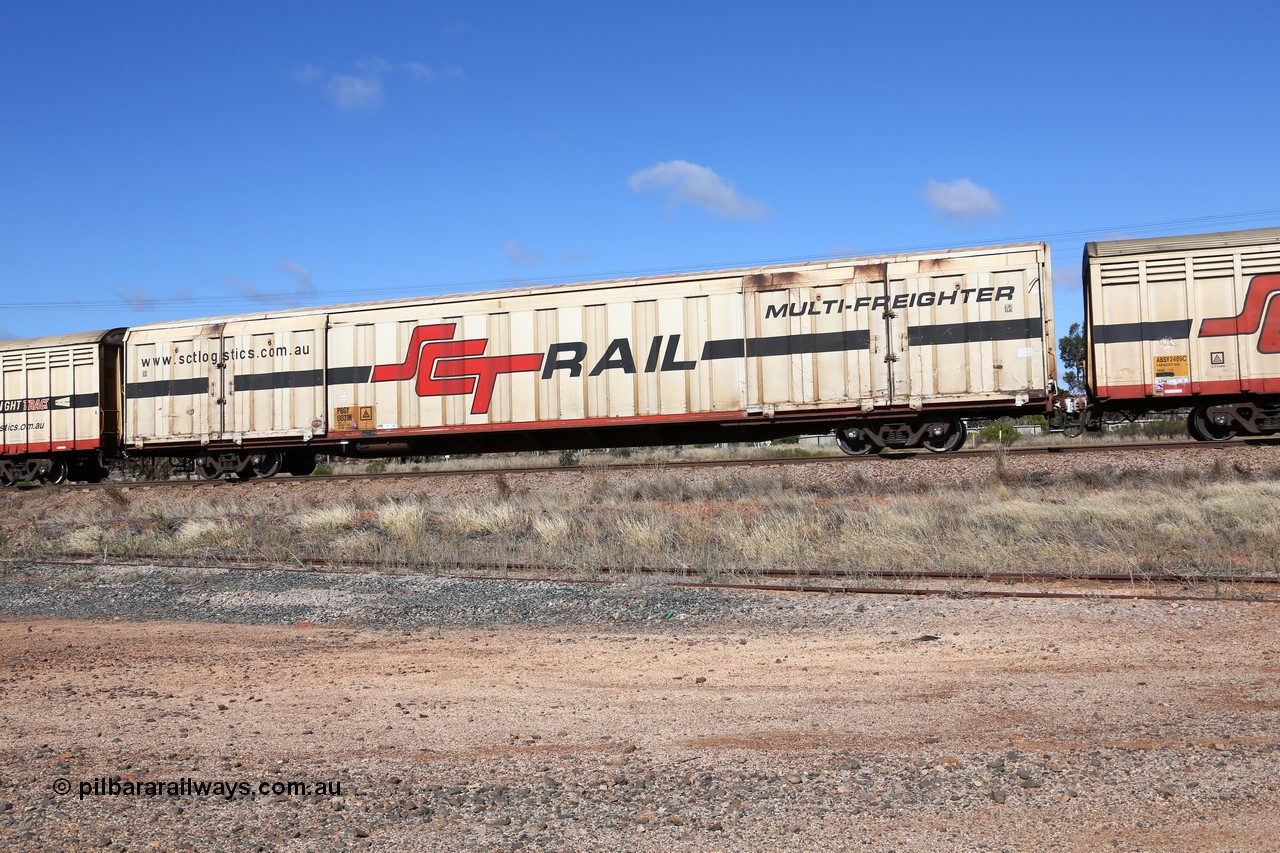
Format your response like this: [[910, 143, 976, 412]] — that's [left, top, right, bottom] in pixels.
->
[[886, 259, 1048, 407], [220, 315, 327, 441], [743, 268, 882, 413], [123, 324, 223, 447]]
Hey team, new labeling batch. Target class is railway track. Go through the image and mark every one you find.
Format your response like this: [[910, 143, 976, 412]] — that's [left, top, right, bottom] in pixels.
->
[[10, 555, 1279, 604], [41, 435, 1280, 491]]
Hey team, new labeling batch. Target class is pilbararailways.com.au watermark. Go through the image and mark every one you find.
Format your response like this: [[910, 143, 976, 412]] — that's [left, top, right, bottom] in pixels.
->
[[53, 777, 344, 801]]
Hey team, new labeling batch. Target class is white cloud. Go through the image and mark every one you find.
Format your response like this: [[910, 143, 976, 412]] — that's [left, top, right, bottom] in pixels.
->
[[924, 178, 1001, 218], [406, 62, 465, 84], [627, 160, 769, 219], [294, 57, 461, 114], [328, 73, 383, 112], [503, 241, 547, 268], [278, 258, 315, 294]]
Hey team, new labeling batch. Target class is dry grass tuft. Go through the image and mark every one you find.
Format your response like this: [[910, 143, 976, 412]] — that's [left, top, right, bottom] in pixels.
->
[[7, 451, 1280, 584], [297, 503, 361, 536], [377, 501, 429, 548]]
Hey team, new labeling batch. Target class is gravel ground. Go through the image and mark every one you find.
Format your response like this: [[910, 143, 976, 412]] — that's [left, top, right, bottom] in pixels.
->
[[2, 563, 1279, 851]]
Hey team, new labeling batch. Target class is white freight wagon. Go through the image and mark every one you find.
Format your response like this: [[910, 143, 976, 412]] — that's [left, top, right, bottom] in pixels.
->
[[0, 329, 121, 484], [1084, 227, 1280, 440], [121, 242, 1055, 477]]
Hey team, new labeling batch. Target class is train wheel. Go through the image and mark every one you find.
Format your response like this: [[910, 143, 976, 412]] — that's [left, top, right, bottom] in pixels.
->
[[1186, 410, 1207, 441], [835, 425, 875, 456], [0, 467, 16, 488], [194, 457, 221, 480], [922, 418, 967, 453], [1189, 406, 1236, 442], [251, 451, 284, 478], [43, 460, 68, 485]]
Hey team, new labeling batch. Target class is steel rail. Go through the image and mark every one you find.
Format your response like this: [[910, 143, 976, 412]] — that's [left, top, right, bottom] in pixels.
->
[[44, 436, 1280, 492], [8, 556, 1279, 603], [19, 554, 1280, 586]]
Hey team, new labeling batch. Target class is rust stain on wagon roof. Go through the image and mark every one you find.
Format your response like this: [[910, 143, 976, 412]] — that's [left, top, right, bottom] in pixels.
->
[[744, 272, 804, 292], [849, 262, 887, 281], [744, 264, 887, 291], [918, 257, 960, 273]]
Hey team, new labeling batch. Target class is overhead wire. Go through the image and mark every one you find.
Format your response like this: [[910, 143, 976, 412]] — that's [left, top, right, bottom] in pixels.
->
[[2, 208, 1278, 313]]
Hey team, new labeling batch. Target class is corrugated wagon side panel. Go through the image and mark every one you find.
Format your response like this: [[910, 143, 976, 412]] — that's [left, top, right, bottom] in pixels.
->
[[744, 266, 882, 411], [655, 297, 691, 416], [742, 248, 1051, 416], [0, 333, 111, 456], [222, 314, 328, 440], [707, 292, 745, 411], [1086, 229, 1280, 401], [1, 349, 35, 453], [72, 344, 102, 450], [897, 250, 1050, 405], [324, 277, 749, 439], [46, 348, 71, 449], [1230, 244, 1280, 393], [124, 325, 221, 446], [1190, 252, 1242, 394]]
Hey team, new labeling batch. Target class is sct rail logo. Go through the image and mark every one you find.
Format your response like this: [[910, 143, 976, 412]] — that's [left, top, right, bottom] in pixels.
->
[[1200, 273, 1280, 352], [370, 323, 544, 415]]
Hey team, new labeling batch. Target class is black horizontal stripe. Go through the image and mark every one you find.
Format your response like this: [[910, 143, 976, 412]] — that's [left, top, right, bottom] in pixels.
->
[[127, 368, 372, 399], [237, 369, 393, 392], [747, 330, 871, 357], [708, 322, 1039, 360], [326, 366, 374, 385], [231, 369, 323, 392], [908, 318, 1044, 346], [125, 377, 210, 399], [704, 331, 874, 360], [1091, 319, 1193, 344], [701, 339, 746, 360]]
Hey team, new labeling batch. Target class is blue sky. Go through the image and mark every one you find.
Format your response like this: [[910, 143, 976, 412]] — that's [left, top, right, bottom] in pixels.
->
[[3, 2, 1279, 344]]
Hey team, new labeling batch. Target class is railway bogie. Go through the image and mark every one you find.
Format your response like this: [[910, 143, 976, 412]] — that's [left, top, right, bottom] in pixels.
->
[[189, 449, 317, 480], [3, 456, 98, 486], [835, 415, 967, 455]]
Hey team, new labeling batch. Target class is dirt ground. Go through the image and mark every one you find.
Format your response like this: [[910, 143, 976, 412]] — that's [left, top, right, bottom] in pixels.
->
[[2, 588, 1279, 851]]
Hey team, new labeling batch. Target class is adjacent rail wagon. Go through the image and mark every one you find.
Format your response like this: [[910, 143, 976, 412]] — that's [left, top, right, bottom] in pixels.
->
[[1084, 227, 1280, 440], [113, 242, 1056, 478], [0, 329, 123, 485]]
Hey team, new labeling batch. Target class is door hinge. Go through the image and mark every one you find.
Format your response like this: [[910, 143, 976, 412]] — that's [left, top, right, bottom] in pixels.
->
[[884, 354, 899, 363]]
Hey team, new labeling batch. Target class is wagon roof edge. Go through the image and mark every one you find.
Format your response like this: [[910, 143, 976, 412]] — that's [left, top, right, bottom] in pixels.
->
[[122, 241, 1048, 333]]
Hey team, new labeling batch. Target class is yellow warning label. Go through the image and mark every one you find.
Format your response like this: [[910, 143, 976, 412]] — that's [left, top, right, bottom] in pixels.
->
[[1153, 354, 1189, 395], [333, 407, 355, 430], [1153, 354, 1189, 380], [334, 406, 376, 431]]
